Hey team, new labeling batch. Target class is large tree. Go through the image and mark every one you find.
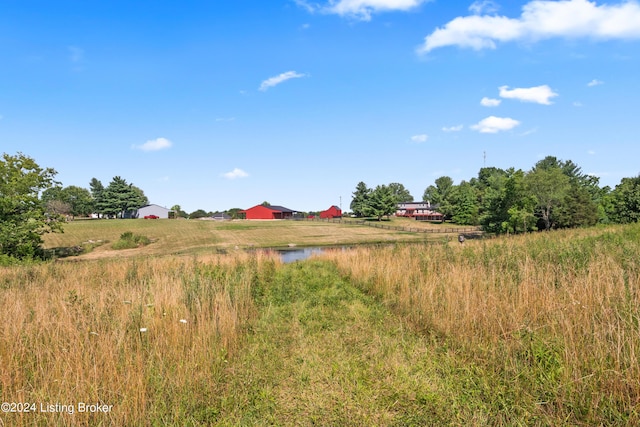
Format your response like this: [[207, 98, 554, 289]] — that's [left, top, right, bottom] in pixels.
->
[[388, 182, 413, 204], [171, 204, 188, 219], [526, 166, 570, 231], [90, 178, 107, 216], [449, 181, 480, 225], [42, 185, 93, 218], [423, 176, 455, 222], [0, 152, 62, 259], [554, 185, 598, 229], [350, 181, 371, 218], [478, 168, 537, 234], [503, 170, 537, 233], [101, 176, 148, 218], [609, 176, 640, 223], [366, 185, 397, 221]]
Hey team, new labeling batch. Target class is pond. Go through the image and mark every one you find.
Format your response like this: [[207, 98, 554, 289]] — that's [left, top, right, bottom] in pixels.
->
[[263, 244, 393, 263], [276, 247, 327, 263]]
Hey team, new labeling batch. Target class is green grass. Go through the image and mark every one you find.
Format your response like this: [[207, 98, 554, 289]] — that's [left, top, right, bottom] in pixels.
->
[[214, 260, 454, 425]]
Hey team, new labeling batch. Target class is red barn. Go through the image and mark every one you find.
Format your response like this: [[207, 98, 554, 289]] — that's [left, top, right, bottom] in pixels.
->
[[241, 204, 296, 220], [319, 205, 342, 219]]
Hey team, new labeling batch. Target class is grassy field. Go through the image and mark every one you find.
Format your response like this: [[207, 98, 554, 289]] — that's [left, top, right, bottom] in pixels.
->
[[321, 225, 640, 425], [2, 221, 639, 425], [41, 218, 466, 259]]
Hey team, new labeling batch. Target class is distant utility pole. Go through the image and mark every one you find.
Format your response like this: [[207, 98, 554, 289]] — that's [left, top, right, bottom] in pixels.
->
[[339, 196, 342, 211]]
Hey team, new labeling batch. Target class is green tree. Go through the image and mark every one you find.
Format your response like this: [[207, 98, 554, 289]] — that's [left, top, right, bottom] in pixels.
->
[[449, 181, 479, 225], [227, 208, 243, 219], [366, 185, 396, 221], [554, 185, 598, 229], [477, 168, 510, 233], [170, 204, 187, 218], [102, 176, 148, 218], [90, 178, 106, 217], [526, 166, 570, 231], [533, 156, 603, 227], [350, 181, 371, 218], [478, 168, 536, 234], [609, 176, 640, 223], [388, 182, 413, 204], [423, 176, 454, 222], [189, 209, 210, 219], [0, 152, 62, 260], [503, 170, 537, 233], [43, 185, 93, 218]]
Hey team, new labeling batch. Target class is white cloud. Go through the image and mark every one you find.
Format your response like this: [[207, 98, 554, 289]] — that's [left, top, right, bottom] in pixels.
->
[[133, 137, 173, 152], [573, 101, 583, 107], [330, 0, 429, 20], [587, 78, 604, 87], [442, 124, 463, 132], [480, 97, 501, 107], [297, 0, 429, 21], [222, 168, 249, 179], [588, 171, 612, 178], [419, 0, 640, 54], [471, 116, 520, 133], [519, 127, 538, 136], [410, 134, 428, 143], [469, 0, 499, 15], [499, 85, 558, 105], [294, 0, 317, 13], [259, 71, 306, 91]]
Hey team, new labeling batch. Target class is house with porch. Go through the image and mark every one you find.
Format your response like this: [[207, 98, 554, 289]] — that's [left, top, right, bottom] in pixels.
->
[[396, 201, 443, 221]]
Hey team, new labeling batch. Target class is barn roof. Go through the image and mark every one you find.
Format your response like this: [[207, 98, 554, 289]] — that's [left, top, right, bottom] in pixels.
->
[[241, 204, 297, 213], [265, 205, 296, 213]]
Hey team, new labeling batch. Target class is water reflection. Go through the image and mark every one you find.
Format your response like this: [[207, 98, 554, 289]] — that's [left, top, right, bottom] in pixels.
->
[[277, 247, 326, 263]]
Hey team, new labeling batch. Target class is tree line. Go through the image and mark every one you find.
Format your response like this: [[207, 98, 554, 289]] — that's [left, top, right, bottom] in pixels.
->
[[2, 151, 640, 262], [41, 176, 149, 219], [351, 156, 640, 233]]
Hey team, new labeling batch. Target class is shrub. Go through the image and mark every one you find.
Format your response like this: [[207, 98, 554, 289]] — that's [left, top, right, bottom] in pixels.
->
[[112, 231, 151, 249]]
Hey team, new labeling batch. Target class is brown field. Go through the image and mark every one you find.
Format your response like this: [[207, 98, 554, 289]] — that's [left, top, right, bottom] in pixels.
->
[[41, 217, 468, 260]]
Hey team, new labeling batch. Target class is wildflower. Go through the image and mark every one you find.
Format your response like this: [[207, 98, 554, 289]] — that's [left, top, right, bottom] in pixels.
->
[[139, 328, 147, 333], [124, 300, 132, 304], [90, 331, 98, 336], [179, 319, 188, 324]]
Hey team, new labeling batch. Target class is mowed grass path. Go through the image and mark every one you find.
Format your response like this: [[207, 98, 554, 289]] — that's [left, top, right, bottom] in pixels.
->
[[216, 260, 451, 426], [42, 219, 452, 259]]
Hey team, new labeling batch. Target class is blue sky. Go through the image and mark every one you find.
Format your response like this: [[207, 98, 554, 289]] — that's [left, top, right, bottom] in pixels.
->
[[1, 0, 639, 213]]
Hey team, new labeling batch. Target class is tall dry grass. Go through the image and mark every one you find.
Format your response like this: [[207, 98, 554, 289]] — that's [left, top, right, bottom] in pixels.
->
[[0, 251, 278, 426], [321, 225, 640, 423]]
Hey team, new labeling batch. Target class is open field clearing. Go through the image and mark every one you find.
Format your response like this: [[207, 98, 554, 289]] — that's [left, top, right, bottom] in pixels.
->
[[2, 222, 639, 425], [41, 218, 458, 259]]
